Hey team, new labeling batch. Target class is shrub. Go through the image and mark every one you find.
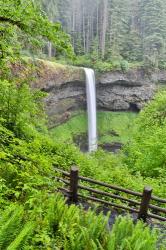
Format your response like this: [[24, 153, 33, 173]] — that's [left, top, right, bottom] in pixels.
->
[[124, 90, 166, 178], [94, 61, 113, 72], [121, 60, 129, 72], [72, 55, 92, 68], [0, 80, 47, 139], [158, 60, 166, 70]]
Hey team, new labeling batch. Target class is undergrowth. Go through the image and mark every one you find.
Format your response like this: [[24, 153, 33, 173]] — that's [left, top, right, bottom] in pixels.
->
[[0, 80, 165, 249], [0, 194, 162, 249], [50, 111, 137, 144]]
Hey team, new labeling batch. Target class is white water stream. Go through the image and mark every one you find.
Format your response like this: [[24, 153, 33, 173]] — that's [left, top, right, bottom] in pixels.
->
[[84, 68, 97, 152]]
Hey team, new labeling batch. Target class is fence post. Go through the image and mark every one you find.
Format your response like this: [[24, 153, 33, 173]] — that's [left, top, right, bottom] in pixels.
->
[[69, 166, 79, 203], [138, 186, 152, 222]]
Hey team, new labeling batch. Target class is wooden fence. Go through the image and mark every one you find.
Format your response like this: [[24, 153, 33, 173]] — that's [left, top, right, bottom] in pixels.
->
[[55, 166, 166, 222]]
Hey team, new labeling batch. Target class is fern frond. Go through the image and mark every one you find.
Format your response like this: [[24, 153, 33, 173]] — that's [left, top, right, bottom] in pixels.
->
[[7, 221, 35, 250], [0, 205, 24, 249]]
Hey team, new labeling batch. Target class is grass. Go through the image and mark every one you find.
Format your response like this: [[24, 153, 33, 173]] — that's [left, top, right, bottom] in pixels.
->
[[50, 111, 137, 145]]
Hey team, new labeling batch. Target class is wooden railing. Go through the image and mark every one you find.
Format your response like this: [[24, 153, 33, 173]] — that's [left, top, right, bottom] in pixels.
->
[[55, 167, 166, 222]]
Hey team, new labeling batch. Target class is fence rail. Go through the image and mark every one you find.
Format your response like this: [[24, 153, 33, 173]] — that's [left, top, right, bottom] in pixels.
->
[[55, 167, 166, 222]]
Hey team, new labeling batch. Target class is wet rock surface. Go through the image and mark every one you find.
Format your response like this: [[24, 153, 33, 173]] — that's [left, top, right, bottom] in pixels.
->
[[73, 133, 123, 153], [29, 62, 166, 126], [97, 68, 157, 111], [99, 142, 123, 153]]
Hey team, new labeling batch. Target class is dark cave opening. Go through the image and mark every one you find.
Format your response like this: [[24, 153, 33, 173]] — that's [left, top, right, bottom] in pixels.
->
[[129, 103, 140, 112]]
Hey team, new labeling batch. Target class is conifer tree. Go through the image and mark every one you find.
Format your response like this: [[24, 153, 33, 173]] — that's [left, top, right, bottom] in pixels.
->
[[139, 0, 166, 67]]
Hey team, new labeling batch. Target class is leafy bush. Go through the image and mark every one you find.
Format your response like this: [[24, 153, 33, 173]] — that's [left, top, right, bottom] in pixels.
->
[[72, 55, 92, 68], [158, 60, 166, 70], [71, 55, 129, 72], [121, 60, 129, 72], [94, 61, 113, 72], [0, 80, 47, 139], [124, 90, 166, 178]]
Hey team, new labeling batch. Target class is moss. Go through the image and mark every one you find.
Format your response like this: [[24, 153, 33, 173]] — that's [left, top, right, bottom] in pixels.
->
[[9, 57, 85, 89], [50, 111, 137, 144]]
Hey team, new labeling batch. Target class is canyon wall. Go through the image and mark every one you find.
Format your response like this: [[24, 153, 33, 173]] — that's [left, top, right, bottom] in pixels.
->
[[16, 59, 166, 126]]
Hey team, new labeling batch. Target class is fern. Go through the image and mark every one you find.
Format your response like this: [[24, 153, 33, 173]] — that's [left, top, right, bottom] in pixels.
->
[[108, 216, 158, 250], [0, 205, 24, 249], [7, 221, 35, 250]]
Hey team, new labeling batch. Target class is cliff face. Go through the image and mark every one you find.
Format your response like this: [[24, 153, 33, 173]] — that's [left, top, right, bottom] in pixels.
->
[[29, 60, 86, 127], [97, 69, 158, 111], [15, 59, 166, 126]]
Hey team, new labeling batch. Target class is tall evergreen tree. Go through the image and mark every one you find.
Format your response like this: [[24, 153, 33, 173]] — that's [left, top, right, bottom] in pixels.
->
[[39, 0, 166, 66], [139, 0, 166, 67]]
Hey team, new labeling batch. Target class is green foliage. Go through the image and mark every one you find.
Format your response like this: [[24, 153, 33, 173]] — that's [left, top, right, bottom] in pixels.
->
[[120, 60, 129, 72], [158, 60, 166, 70], [0, 194, 163, 249], [0, 80, 47, 138], [124, 90, 166, 178], [94, 61, 114, 73], [0, 205, 35, 249], [121, 31, 143, 62], [51, 111, 137, 144], [71, 55, 92, 68], [7, 221, 35, 250], [91, 150, 165, 198], [25, 193, 161, 249], [0, 0, 73, 71], [0, 205, 23, 248], [140, 0, 166, 67], [0, 2, 165, 242], [71, 55, 131, 72], [108, 216, 158, 250], [0, 126, 58, 204]]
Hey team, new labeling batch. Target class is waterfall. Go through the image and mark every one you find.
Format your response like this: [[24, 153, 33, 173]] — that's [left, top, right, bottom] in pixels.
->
[[84, 68, 97, 152]]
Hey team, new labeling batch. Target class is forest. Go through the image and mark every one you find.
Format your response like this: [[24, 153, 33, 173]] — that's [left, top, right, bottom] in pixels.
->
[[38, 0, 166, 71], [0, 0, 166, 249]]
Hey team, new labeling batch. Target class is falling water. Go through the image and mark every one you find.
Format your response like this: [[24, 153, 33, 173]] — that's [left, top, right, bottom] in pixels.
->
[[84, 68, 97, 152]]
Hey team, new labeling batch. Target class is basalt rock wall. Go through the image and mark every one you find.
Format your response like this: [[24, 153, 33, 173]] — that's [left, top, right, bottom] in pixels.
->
[[23, 60, 166, 126], [97, 69, 160, 111]]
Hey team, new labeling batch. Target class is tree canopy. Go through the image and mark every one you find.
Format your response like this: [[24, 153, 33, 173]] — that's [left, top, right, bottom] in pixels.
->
[[0, 0, 73, 65], [39, 0, 166, 67]]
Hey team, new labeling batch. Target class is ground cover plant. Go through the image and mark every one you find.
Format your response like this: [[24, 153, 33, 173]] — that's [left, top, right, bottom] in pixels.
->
[[0, 194, 163, 249], [50, 111, 137, 145]]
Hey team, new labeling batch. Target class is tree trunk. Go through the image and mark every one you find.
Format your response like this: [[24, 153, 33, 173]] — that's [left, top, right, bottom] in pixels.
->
[[48, 41, 52, 58], [100, 0, 108, 58], [83, 5, 86, 53]]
